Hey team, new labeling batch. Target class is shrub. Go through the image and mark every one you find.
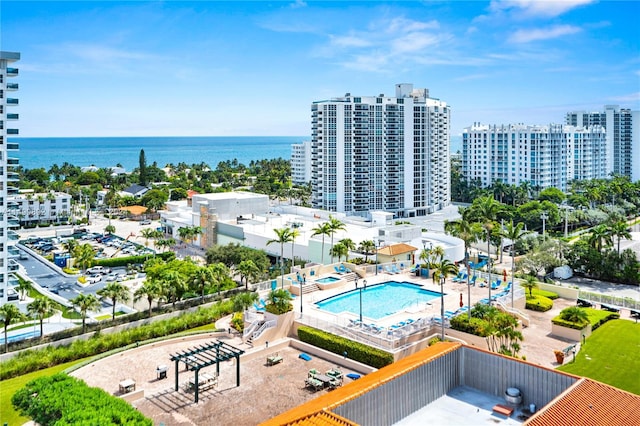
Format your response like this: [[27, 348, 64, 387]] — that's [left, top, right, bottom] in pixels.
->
[[77, 276, 87, 284], [297, 326, 393, 369], [450, 315, 492, 337], [230, 312, 244, 332], [94, 252, 174, 268], [62, 267, 80, 275], [531, 288, 559, 300], [12, 374, 151, 425], [525, 295, 554, 312]]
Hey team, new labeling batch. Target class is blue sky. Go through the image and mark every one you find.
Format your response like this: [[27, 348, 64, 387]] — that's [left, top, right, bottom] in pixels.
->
[[2, 0, 638, 137]]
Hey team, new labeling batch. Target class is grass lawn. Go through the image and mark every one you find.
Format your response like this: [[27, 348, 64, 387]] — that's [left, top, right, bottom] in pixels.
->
[[558, 320, 640, 394], [0, 359, 87, 425]]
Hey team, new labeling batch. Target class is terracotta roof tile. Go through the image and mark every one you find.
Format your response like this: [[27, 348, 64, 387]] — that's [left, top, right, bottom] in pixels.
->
[[525, 378, 640, 426]]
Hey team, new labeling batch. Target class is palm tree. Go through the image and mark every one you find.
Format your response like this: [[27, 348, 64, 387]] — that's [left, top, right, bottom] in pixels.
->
[[311, 222, 332, 264], [266, 288, 293, 314], [358, 240, 376, 263], [97, 282, 130, 320], [500, 220, 531, 308], [445, 218, 482, 319], [0, 304, 26, 352], [160, 269, 187, 307], [134, 280, 161, 317], [432, 258, 459, 341], [237, 259, 260, 290], [232, 292, 259, 313], [191, 265, 215, 301], [559, 306, 589, 325], [71, 293, 101, 333], [289, 228, 300, 269], [587, 224, 613, 254], [16, 279, 31, 301], [72, 243, 95, 272], [327, 216, 346, 263], [139, 227, 157, 249], [61, 238, 79, 256], [208, 263, 230, 296], [330, 242, 349, 263], [104, 224, 116, 235], [476, 196, 502, 302], [27, 297, 55, 339], [521, 275, 538, 297], [609, 220, 631, 255], [339, 238, 356, 261], [267, 227, 294, 289]]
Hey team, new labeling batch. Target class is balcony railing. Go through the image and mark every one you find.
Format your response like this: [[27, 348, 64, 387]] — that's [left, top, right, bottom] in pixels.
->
[[8, 230, 19, 240], [7, 143, 18, 150], [8, 260, 19, 272], [6, 113, 18, 120], [7, 68, 19, 76], [6, 98, 18, 105], [6, 83, 18, 90], [7, 129, 18, 135]]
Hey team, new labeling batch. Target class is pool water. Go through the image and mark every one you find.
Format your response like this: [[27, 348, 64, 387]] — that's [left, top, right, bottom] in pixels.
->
[[316, 276, 340, 284], [316, 282, 442, 320]]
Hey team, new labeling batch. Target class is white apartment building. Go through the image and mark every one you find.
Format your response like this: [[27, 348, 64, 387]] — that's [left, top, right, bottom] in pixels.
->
[[310, 84, 450, 218], [1, 51, 21, 304], [10, 191, 73, 224], [566, 105, 640, 181], [290, 141, 312, 185], [462, 123, 607, 191]]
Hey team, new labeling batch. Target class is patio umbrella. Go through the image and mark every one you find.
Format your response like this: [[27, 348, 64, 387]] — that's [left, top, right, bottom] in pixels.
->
[[503, 269, 507, 283]]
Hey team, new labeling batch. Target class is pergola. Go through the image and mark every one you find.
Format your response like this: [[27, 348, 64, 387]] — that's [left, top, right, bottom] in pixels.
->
[[169, 340, 245, 403]]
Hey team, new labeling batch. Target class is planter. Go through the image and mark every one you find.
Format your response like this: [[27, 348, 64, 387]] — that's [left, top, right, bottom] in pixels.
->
[[554, 351, 565, 364]]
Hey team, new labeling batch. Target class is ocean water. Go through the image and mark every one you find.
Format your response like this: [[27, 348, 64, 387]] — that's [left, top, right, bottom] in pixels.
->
[[13, 136, 307, 171], [13, 135, 463, 171]]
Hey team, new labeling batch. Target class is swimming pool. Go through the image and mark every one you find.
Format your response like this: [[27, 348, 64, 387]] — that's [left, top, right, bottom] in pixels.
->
[[315, 276, 340, 284], [316, 282, 442, 320]]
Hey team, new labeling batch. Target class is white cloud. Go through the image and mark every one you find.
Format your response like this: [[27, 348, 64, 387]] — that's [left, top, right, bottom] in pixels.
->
[[509, 25, 581, 43], [330, 34, 373, 48], [391, 32, 441, 53], [489, 0, 595, 18], [385, 17, 439, 33]]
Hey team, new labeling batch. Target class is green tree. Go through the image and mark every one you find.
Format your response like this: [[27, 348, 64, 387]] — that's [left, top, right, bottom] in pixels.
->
[[311, 222, 332, 264], [191, 265, 215, 301], [327, 216, 347, 263], [358, 240, 376, 263], [237, 259, 260, 290], [73, 243, 96, 272], [97, 282, 130, 321], [27, 297, 55, 339], [339, 238, 356, 261], [445, 217, 482, 318], [266, 288, 293, 315], [587, 224, 613, 254], [232, 292, 259, 313], [609, 220, 631, 255], [0, 304, 26, 352], [500, 220, 531, 308], [475, 196, 502, 301], [431, 258, 459, 341], [139, 149, 148, 186], [104, 224, 116, 235], [267, 227, 294, 288], [134, 280, 161, 317], [521, 275, 538, 297], [71, 293, 101, 333], [16, 278, 31, 301], [559, 306, 589, 325], [330, 242, 349, 263]]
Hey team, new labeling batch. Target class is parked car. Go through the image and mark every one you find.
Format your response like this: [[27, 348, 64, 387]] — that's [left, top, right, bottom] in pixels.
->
[[140, 219, 152, 225], [87, 266, 111, 275], [86, 274, 102, 284]]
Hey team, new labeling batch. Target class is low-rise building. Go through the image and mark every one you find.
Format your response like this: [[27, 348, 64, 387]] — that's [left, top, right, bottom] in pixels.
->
[[9, 191, 72, 224]]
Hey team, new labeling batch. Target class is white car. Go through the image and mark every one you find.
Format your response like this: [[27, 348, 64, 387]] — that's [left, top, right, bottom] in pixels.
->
[[86, 274, 102, 284], [87, 266, 111, 275]]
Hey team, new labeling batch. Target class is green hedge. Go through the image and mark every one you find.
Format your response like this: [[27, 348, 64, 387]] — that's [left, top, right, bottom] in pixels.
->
[[449, 315, 492, 337], [12, 374, 151, 425], [525, 295, 554, 312], [297, 326, 393, 369], [0, 301, 233, 381], [552, 308, 620, 330], [531, 288, 559, 300], [94, 251, 175, 268]]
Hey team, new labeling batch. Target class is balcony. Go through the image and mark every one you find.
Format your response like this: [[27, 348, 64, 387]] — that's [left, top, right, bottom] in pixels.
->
[[7, 219, 19, 228], [8, 230, 19, 241], [7, 129, 18, 135], [7, 143, 18, 150], [6, 83, 18, 90], [6, 98, 18, 105], [7, 113, 18, 120], [8, 260, 19, 272], [8, 246, 19, 258], [7, 157, 19, 165], [7, 68, 19, 76]]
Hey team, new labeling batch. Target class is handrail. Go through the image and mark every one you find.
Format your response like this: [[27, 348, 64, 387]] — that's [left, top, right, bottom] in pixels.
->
[[243, 319, 263, 338], [252, 320, 277, 340]]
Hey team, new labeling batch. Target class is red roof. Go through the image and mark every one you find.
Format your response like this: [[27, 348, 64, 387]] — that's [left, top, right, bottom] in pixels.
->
[[525, 378, 640, 426]]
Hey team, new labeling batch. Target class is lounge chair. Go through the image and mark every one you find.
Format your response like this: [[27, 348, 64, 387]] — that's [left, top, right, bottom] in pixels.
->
[[338, 264, 349, 274], [409, 264, 420, 273], [469, 276, 477, 286], [253, 300, 266, 312], [334, 266, 344, 274], [267, 353, 283, 366], [384, 266, 397, 274], [305, 377, 324, 391], [452, 272, 463, 282], [490, 281, 500, 290], [478, 280, 487, 288], [391, 264, 401, 274]]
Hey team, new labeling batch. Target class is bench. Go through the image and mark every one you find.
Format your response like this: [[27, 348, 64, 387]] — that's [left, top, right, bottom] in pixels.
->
[[601, 304, 620, 313], [493, 404, 514, 417], [563, 344, 576, 356], [267, 353, 283, 366]]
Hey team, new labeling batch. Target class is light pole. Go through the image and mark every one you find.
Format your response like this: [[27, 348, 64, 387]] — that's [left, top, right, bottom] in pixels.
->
[[300, 273, 305, 315], [357, 278, 362, 324], [375, 239, 379, 275], [541, 211, 548, 242], [439, 274, 445, 341]]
